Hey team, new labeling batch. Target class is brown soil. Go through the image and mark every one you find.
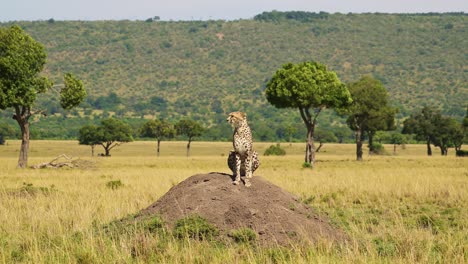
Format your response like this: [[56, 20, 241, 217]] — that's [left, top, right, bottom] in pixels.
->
[[136, 173, 347, 247]]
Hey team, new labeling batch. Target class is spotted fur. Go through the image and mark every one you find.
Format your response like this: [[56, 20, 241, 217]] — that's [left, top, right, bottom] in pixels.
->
[[227, 150, 260, 177], [226, 111, 258, 187]]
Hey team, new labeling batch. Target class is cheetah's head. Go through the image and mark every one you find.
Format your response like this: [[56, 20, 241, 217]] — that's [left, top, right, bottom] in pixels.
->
[[227, 111, 247, 128]]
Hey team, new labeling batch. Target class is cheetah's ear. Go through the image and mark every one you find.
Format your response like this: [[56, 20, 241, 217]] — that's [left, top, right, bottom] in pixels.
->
[[241, 112, 247, 119]]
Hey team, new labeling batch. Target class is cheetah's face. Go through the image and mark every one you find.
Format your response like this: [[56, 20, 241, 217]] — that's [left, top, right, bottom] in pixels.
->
[[227, 111, 247, 128]]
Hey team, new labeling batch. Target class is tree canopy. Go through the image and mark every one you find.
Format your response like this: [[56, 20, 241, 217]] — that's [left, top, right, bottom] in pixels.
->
[[402, 107, 441, 156], [175, 119, 204, 157], [265, 61, 351, 165], [78, 118, 133, 156], [342, 76, 397, 160], [140, 119, 175, 156]]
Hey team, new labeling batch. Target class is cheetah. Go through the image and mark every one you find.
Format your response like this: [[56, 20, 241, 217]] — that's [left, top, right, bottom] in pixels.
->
[[227, 150, 260, 177], [226, 111, 258, 187]]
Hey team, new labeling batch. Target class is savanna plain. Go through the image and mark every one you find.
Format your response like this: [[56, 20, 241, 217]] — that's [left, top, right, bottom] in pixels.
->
[[0, 140, 466, 263]]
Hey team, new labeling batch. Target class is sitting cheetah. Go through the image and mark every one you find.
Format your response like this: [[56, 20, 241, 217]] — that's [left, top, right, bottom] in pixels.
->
[[227, 150, 260, 177], [226, 111, 258, 187]]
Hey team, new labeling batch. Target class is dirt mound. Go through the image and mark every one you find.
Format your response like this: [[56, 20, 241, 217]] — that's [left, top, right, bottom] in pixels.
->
[[136, 173, 347, 246]]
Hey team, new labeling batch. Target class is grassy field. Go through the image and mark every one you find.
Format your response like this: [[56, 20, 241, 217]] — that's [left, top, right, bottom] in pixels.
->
[[0, 140, 466, 263]]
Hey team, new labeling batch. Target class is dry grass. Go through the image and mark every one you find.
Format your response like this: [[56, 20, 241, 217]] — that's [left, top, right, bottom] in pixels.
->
[[0, 140, 466, 263]]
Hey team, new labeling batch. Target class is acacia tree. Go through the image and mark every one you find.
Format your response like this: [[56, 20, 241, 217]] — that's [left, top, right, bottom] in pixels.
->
[[78, 125, 101, 156], [389, 133, 407, 154], [430, 116, 464, 155], [0, 25, 86, 168], [315, 128, 338, 152], [265, 61, 352, 165], [341, 76, 397, 160], [78, 118, 133, 156], [402, 107, 441, 156], [140, 119, 175, 157], [175, 119, 204, 157]]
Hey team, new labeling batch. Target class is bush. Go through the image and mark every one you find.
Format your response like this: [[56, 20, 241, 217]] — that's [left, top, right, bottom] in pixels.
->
[[264, 143, 286, 156], [369, 142, 386, 155], [144, 215, 165, 233], [456, 149, 468, 157], [173, 215, 219, 240], [229, 228, 257, 244], [106, 180, 123, 190]]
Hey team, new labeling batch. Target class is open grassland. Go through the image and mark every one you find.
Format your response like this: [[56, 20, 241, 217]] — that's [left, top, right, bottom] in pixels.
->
[[0, 140, 467, 263]]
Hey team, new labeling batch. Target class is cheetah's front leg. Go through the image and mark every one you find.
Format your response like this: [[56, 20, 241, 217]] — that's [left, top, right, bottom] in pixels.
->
[[233, 153, 241, 185], [244, 151, 253, 187]]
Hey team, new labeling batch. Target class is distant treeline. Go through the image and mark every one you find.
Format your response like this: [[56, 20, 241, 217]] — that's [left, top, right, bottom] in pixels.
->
[[254, 11, 466, 23]]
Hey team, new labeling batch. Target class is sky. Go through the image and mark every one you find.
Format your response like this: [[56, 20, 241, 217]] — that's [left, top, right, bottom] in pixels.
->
[[1, 0, 467, 22]]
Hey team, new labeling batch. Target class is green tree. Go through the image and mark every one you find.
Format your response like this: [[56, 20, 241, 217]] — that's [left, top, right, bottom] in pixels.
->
[[98, 118, 133, 156], [389, 133, 407, 154], [78, 118, 133, 157], [0, 123, 17, 145], [342, 76, 397, 161], [175, 119, 204, 157], [265, 61, 351, 166], [402, 107, 441, 156], [285, 123, 297, 145], [140, 119, 175, 157], [431, 116, 464, 155], [0, 25, 86, 168], [315, 128, 338, 152], [78, 125, 101, 156]]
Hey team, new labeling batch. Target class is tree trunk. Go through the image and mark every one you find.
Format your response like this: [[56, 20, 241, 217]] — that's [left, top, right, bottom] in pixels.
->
[[304, 124, 315, 164], [393, 144, 397, 154], [91, 145, 95, 156], [17, 119, 30, 168], [157, 140, 161, 157], [368, 131, 375, 154], [440, 146, 448, 156], [104, 142, 111, 156], [426, 140, 432, 156], [186, 139, 191, 157], [356, 129, 363, 161], [299, 107, 319, 166], [316, 142, 324, 152]]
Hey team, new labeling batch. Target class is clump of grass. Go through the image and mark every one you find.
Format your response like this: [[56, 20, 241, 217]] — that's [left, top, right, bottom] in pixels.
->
[[265, 248, 292, 263], [106, 180, 123, 190], [9, 182, 57, 197], [229, 228, 257, 244], [372, 237, 398, 257], [416, 214, 445, 234], [143, 215, 165, 234], [101, 214, 166, 238], [173, 215, 219, 241], [302, 162, 312, 169]]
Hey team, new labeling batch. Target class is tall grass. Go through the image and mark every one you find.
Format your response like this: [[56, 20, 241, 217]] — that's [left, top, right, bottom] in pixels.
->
[[0, 140, 466, 263]]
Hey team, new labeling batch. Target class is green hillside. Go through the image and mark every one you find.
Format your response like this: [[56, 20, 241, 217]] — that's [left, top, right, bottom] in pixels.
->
[[1, 12, 467, 140]]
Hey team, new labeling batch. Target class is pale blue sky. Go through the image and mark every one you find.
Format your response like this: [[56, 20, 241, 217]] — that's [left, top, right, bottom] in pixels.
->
[[1, 0, 467, 21]]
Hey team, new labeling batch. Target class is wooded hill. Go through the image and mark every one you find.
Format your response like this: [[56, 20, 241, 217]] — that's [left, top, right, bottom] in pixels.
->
[[0, 12, 467, 141]]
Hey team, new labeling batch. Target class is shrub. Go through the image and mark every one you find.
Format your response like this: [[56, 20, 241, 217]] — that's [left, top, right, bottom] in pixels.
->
[[229, 228, 257, 244], [106, 180, 123, 190], [456, 150, 468, 157], [302, 162, 312, 169], [144, 216, 165, 233], [173, 215, 219, 240], [264, 143, 286, 156], [369, 142, 386, 155]]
